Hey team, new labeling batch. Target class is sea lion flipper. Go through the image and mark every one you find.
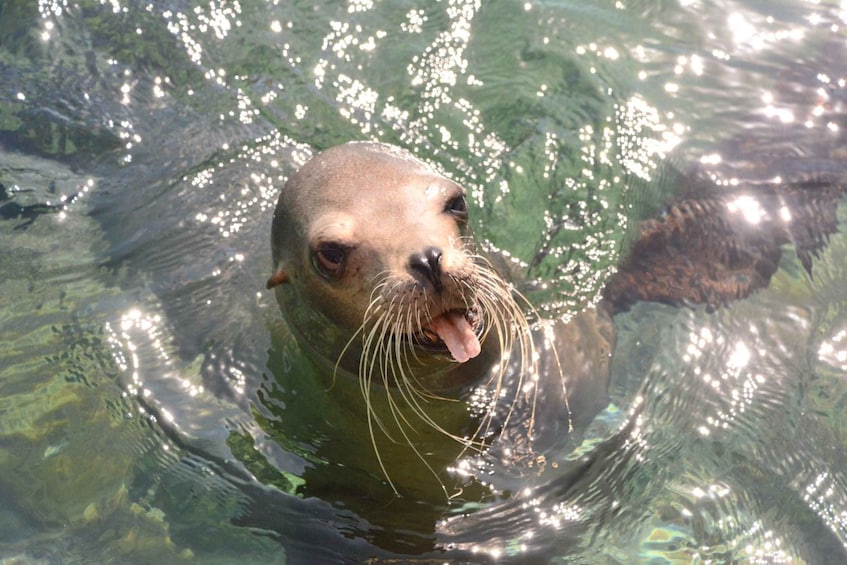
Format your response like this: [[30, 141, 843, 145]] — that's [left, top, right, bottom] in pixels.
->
[[605, 179, 845, 314]]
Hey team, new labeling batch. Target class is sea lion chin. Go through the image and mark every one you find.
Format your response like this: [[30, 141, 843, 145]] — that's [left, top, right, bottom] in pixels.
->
[[267, 141, 532, 393]]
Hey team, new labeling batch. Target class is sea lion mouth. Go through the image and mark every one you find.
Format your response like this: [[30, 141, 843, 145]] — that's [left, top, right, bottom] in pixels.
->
[[414, 307, 483, 363]]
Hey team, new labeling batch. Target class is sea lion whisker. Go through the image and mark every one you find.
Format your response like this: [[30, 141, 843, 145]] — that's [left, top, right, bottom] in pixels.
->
[[362, 315, 404, 442], [474, 276, 511, 346], [367, 276, 401, 318], [371, 268, 392, 285], [497, 297, 543, 444], [462, 301, 509, 449], [397, 349, 453, 405], [357, 317, 402, 492], [403, 310, 434, 388], [354, 297, 398, 408], [331, 322, 367, 392], [390, 343, 476, 451], [373, 304, 475, 448], [363, 331, 425, 494], [379, 334, 467, 497], [382, 354, 453, 499], [363, 389, 398, 493], [400, 388, 477, 451], [381, 331, 419, 435], [398, 304, 450, 401], [360, 299, 386, 365], [367, 271, 393, 304], [420, 286, 436, 340], [467, 281, 536, 448], [454, 234, 476, 253], [502, 281, 571, 434], [386, 330, 424, 435], [409, 303, 427, 366], [395, 315, 445, 405]]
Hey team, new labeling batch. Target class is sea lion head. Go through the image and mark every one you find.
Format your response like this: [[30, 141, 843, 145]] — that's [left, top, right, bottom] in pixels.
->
[[268, 142, 527, 391]]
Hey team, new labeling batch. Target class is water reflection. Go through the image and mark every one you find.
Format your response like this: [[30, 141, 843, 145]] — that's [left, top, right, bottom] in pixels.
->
[[819, 328, 847, 371]]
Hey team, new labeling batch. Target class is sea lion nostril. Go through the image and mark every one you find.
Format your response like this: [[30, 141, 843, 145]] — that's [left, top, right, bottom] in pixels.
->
[[423, 246, 442, 266], [408, 246, 444, 291]]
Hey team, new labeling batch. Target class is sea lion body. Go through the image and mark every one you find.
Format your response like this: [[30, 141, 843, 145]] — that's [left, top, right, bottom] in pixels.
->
[[264, 140, 847, 547], [267, 140, 844, 492]]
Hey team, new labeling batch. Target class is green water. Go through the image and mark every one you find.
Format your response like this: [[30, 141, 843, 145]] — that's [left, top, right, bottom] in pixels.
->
[[1, 0, 847, 562]]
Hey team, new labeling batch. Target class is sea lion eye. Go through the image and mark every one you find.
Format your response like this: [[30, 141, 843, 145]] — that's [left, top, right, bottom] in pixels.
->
[[446, 194, 468, 223], [312, 242, 348, 280]]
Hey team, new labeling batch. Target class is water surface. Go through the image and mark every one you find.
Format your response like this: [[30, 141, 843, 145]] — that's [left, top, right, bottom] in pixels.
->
[[1, 0, 847, 562]]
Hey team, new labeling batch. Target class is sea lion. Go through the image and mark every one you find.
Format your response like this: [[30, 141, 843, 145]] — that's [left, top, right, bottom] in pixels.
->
[[265, 141, 845, 496], [266, 142, 615, 490]]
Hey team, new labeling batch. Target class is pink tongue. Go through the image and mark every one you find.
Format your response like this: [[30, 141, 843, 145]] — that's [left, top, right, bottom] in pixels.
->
[[429, 312, 481, 363]]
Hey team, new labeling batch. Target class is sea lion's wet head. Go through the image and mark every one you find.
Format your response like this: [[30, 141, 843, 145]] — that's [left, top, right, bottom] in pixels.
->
[[268, 142, 526, 391]]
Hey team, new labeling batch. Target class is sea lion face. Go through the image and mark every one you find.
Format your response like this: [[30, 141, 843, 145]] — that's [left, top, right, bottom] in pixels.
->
[[268, 142, 520, 388]]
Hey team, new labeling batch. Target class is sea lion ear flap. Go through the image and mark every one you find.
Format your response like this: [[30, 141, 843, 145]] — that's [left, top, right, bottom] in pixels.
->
[[266, 268, 290, 289]]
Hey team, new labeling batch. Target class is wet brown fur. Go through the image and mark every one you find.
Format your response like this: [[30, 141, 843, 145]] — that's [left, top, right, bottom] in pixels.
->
[[605, 179, 844, 314]]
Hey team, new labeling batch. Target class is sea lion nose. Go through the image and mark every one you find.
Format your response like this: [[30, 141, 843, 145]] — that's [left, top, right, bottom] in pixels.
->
[[408, 246, 444, 292]]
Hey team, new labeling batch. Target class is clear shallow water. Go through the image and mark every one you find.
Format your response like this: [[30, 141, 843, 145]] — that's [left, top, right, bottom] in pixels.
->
[[1, 0, 846, 562]]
